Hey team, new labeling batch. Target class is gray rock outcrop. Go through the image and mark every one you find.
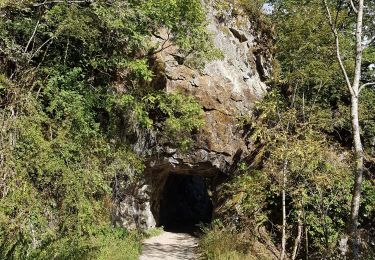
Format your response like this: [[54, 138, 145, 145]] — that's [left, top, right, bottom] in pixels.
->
[[113, 1, 272, 229]]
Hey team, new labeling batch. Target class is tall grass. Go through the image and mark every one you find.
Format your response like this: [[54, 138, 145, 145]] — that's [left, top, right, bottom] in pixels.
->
[[200, 227, 248, 260], [199, 223, 277, 260], [93, 230, 141, 260]]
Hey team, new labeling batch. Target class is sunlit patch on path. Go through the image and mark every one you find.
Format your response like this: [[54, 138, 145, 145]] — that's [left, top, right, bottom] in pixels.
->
[[139, 231, 198, 260]]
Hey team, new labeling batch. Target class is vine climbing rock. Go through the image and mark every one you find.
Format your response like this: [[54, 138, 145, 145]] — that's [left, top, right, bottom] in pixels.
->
[[139, 231, 199, 260]]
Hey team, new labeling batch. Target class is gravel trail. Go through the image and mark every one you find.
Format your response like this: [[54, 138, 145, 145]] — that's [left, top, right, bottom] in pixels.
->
[[139, 231, 199, 260]]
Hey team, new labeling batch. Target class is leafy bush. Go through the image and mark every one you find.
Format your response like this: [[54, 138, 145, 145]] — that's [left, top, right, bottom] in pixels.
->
[[35, 227, 141, 260], [0, 0, 212, 257]]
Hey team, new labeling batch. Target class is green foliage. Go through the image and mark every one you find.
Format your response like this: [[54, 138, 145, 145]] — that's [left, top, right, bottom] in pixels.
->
[[362, 179, 375, 224], [246, 0, 375, 256], [359, 89, 375, 152], [0, 0, 211, 258], [200, 226, 248, 260], [111, 92, 204, 149], [209, 0, 375, 258], [219, 170, 268, 226], [144, 92, 205, 148], [270, 0, 375, 152], [89, 228, 141, 260], [251, 90, 353, 257], [267, 3, 375, 256], [200, 220, 275, 260], [269, 0, 352, 112], [35, 227, 141, 260], [142, 227, 164, 238], [215, 90, 356, 258]]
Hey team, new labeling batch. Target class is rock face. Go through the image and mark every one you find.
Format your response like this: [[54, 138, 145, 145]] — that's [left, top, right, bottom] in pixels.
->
[[113, 1, 272, 229]]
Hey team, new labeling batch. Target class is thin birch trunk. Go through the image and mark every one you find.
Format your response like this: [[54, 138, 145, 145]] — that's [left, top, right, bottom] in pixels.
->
[[349, 96, 364, 259], [349, 1, 364, 258], [323, 1, 365, 258], [305, 226, 309, 260], [292, 210, 303, 260], [280, 159, 288, 260]]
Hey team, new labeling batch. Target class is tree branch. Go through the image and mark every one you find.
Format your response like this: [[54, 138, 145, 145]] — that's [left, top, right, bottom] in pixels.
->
[[365, 35, 375, 47], [333, 0, 343, 27], [359, 82, 375, 93], [352, 0, 364, 95], [24, 20, 40, 54], [143, 30, 173, 57], [29, 37, 56, 61], [323, 0, 355, 96], [350, 0, 358, 14]]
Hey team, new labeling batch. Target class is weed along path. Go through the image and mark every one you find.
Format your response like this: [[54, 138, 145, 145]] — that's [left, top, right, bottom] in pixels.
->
[[139, 231, 199, 260]]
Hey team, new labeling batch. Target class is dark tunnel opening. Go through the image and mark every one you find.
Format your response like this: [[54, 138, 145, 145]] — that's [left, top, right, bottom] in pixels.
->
[[158, 174, 213, 232]]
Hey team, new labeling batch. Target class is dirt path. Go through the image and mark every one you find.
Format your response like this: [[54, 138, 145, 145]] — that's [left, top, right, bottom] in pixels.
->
[[139, 231, 199, 260]]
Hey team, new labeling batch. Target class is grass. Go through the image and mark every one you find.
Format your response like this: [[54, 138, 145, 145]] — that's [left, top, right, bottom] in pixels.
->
[[142, 227, 164, 238], [200, 227, 249, 260], [95, 226, 164, 260], [93, 230, 141, 260], [199, 223, 277, 260]]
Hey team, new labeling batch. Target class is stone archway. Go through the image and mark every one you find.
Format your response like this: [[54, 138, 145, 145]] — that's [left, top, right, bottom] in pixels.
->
[[112, 152, 231, 231]]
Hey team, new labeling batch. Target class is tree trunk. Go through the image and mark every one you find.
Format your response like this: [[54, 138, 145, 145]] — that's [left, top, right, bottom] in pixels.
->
[[324, 0, 365, 257], [348, 96, 364, 260], [280, 160, 288, 260], [305, 226, 309, 260], [292, 210, 303, 260], [348, 1, 364, 258]]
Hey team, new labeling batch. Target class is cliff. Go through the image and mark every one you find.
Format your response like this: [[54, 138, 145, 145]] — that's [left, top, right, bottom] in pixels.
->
[[113, 0, 273, 230]]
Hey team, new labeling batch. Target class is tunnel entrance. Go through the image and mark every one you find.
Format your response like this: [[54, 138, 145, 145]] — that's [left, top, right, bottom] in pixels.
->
[[158, 174, 213, 231]]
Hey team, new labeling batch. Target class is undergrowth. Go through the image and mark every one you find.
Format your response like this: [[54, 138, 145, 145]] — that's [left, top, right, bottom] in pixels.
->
[[93, 229, 141, 260], [34, 227, 141, 260], [143, 227, 164, 238], [199, 221, 276, 260]]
